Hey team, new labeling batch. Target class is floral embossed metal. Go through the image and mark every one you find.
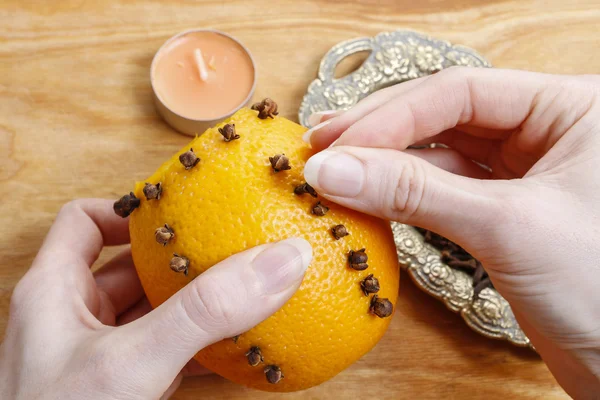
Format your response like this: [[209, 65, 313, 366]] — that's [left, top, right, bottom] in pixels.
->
[[299, 30, 490, 126], [392, 223, 531, 347], [299, 30, 532, 348]]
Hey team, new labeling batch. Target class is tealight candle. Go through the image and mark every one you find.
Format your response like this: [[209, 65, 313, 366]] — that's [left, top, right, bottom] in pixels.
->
[[151, 29, 256, 136]]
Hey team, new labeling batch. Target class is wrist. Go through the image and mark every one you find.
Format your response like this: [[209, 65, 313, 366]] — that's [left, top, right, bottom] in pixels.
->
[[537, 340, 600, 399]]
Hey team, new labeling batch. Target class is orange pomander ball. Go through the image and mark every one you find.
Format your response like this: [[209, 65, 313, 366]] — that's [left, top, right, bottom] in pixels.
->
[[126, 106, 400, 392]]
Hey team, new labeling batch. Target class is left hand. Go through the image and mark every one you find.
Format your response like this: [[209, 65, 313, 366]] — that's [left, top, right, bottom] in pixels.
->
[[0, 199, 311, 399]]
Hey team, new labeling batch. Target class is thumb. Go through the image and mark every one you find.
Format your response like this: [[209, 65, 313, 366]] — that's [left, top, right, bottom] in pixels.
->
[[303, 146, 516, 245], [160, 373, 182, 400], [118, 238, 312, 390]]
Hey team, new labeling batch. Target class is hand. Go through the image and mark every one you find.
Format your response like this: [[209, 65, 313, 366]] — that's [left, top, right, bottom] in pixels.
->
[[0, 199, 312, 399], [303, 67, 600, 398]]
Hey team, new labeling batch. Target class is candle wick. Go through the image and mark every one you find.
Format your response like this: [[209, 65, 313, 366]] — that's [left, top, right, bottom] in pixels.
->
[[208, 55, 217, 71], [194, 48, 209, 82]]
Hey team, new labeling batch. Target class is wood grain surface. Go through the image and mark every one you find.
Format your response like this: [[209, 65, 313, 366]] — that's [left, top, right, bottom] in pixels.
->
[[2, 0, 599, 398]]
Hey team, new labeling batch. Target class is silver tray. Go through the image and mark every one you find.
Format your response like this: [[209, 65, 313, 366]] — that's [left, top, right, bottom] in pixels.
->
[[299, 30, 532, 348]]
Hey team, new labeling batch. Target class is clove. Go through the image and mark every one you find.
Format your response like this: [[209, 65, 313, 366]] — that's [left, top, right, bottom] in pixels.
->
[[155, 224, 174, 246], [294, 182, 317, 198], [143, 182, 162, 200], [245, 346, 264, 367], [269, 154, 291, 172], [360, 274, 380, 296], [179, 148, 200, 170], [331, 224, 349, 240], [113, 192, 140, 218], [264, 365, 284, 384], [218, 123, 240, 142], [369, 295, 393, 318], [348, 248, 368, 271], [312, 201, 329, 216], [170, 254, 190, 276], [252, 98, 279, 119]]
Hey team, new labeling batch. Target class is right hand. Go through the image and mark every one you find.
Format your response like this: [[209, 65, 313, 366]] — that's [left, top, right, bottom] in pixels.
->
[[303, 67, 600, 398]]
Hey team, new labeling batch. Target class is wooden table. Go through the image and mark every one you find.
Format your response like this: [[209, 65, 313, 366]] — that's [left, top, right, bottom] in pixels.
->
[[2, 0, 597, 398]]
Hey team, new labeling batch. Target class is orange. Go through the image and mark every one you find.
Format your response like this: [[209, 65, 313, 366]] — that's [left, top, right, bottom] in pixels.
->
[[129, 107, 400, 392]]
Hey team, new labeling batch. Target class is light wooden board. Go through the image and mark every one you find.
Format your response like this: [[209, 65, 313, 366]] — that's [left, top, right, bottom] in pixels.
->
[[3, 0, 598, 398]]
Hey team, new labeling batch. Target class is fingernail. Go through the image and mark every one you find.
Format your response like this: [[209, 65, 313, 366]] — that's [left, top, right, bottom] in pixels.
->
[[304, 150, 364, 197], [252, 238, 312, 294], [308, 110, 338, 127], [302, 120, 331, 144]]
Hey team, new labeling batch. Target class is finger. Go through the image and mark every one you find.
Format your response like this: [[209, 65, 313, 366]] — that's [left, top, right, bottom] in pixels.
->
[[307, 109, 343, 127], [117, 297, 152, 326], [412, 129, 498, 164], [413, 128, 536, 178], [94, 248, 144, 315], [313, 68, 555, 152], [304, 146, 518, 245], [411, 132, 519, 179], [117, 238, 312, 384], [181, 359, 211, 377], [304, 75, 432, 149], [404, 148, 492, 179], [160, 373, 183, 400], [95, 290, 117, 326], [14, 199, 130, 320], [36, 199, 130, 267]]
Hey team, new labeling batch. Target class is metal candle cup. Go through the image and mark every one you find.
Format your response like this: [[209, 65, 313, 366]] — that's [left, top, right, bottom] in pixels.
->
[[150, 29, 257, 136]]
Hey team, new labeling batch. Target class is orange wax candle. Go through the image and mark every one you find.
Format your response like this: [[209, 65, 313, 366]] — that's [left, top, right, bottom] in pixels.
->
[[151, 29, 256, 136]]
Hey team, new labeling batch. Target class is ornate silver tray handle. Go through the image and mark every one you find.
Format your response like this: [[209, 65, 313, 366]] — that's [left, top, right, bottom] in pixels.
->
[[299, 30, 532, 348], [299, 30, 489, 127]]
